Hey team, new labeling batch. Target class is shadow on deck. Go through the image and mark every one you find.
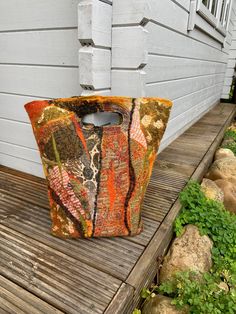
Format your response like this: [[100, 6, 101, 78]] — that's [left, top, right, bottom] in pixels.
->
[[0, 103, 235, 314]]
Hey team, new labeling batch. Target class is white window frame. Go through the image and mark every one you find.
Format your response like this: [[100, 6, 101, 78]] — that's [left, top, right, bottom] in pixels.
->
[[197, 0, 218, 27], [217, 0, 232, 33], [188, 0, 232, 44], [197, 0, 232, 34]]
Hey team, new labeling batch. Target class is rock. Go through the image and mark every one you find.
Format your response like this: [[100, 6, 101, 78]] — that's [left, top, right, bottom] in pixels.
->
[[214, 179, 236, 213], [205, 157, 236, 182], [228, 122, 236, 132], [160, 225, 213, 283], [218, 282, 229, 293], [215, 148, 235, 160], [142, 295, 188, 314], [201, 178, 224, 202]]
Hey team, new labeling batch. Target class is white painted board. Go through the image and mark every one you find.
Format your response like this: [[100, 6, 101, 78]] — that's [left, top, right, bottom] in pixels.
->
[[0, 153, 44, 178], [146, 73, 224, 101], [111, 70, 146, 97], [161, 93, 221, 149], [146, 22, 227, 63], [0, 0, 80, 31], [112, 26, 148, 68], [175, 0, 190, 11], [0, 119, 38, 149], [0, 65, 81, 98], [0, 93, 41, 123], [0, 30, 80, 66], [113, 0, 189, 34], [169, 83, 224, 120], [78, 0, 112, 47], [79, 47, 111, 89], [146, 55, 226, 83], [0, 141, 41, 164]]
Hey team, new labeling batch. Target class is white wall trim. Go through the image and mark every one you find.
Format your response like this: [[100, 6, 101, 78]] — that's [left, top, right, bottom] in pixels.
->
[[78, 0, 112, 94]]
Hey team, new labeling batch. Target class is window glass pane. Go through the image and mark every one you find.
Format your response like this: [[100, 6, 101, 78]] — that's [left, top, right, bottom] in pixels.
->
[[220, 0, 226, 22], [202, 0, 210, 8], [211, 0, 218, 16], [224, 1, 230, 24]]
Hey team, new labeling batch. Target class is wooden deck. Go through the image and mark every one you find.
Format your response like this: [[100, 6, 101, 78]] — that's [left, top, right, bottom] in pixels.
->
[[0, 103, 235, 314]]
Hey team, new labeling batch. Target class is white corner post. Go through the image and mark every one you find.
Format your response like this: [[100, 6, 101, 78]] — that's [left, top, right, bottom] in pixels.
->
[[188, 0, 197, 31], [78, 0, 112, 95]]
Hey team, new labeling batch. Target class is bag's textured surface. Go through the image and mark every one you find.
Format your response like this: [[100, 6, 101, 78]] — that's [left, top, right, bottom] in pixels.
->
[[25, 96, 172, 238]]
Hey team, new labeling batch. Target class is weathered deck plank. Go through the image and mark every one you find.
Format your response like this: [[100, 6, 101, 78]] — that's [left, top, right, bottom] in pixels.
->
[[0, 193, 144, 280], [0, 275, 63, 314], [0, 224, 121, 314], [0, 103, 235, 314]]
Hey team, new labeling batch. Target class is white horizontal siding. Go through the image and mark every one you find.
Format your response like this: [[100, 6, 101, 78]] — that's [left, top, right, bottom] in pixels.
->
[[0, 0, 113, 177], [146, 56, 226, 83], [146, 22, 227, 63], [189, 27, 223, 50], [146, 22, 229, 151], [221, 2, 236, 99], [146, 73, 224, 99], [0, 119, 38, 150], [170, 82, 223, 120], [113, 0, 189, 34], [160, 94, 220, 150], [0, 0, 80, 31], [174, 0, 190, 11], [0, 93, 42, 123], [1, 0, 235, 177], [0, 65, 80, 98], [0, 29, 80, 66], [0, 141, 41, 164], [0, 153, 44, 177], [112, 0, 234, 153], [0, 1, 82, 177]]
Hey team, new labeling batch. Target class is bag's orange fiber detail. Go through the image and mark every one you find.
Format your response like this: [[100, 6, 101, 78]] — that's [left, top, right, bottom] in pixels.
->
[[25, 96, 172, 238]]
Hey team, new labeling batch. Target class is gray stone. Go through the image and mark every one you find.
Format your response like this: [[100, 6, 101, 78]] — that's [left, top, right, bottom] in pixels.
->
[[215, 179, 236, 214], [201, 178, 224, 202], [215, 148, 235, 161], [142, 295, 188, 314], [160, 225, 213, 283], [218, 281, 229, 293], [206, 157, 236, 182]]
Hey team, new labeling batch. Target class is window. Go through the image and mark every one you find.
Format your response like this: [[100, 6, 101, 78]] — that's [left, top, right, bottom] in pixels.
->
[[188, 0, 232, 44], [196, 0, 232, 36], [202, 0, 219, 17], [220, 0, 231, 28]]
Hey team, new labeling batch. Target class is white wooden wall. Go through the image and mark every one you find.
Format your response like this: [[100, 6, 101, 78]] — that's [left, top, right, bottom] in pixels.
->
[[1, 0, 235, 177], [222, 1, 236, 99], [111, 0, 235, 150], [0, 0, 112, 177]]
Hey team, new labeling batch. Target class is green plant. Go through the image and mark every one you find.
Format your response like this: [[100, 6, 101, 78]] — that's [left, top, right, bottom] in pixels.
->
[[137, 182, 236, 314], [167, 181, 236, 313], [229, 76, 236, 101], [159, 271, 236, 314], [175, 181, 236, 274], [222, 129, 236, 155], [224, 130, 236, 141]]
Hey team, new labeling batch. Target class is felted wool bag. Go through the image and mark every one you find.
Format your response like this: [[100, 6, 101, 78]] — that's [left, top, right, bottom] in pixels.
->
[[25, 96, 172, 238]]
